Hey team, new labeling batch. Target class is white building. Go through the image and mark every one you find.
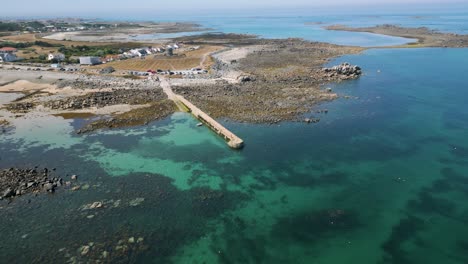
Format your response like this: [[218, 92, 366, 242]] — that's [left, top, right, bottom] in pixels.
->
[[48, 53, 65, 61], [79, 56, 101, 65], [0, 53, 18, 62], [129, 49, 148, 57]]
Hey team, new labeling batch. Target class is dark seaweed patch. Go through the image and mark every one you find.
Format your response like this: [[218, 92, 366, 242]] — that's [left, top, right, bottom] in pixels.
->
[[450, 145, 468, 158], [210, 216, 267, 264], [443, 111, 468, 131], [421, 168, 468, 197], [187, 169, 205, 185], [277, 171, 348, 188], [457, 240, 468, 251], [408, 192, 456, 217], [271, 208, 360, 243], [441, 167, 468, 185], [249, 174, 277, 190], [428, 179, 453, 193], [437, 157, 468, 166], [381, 215, 425, 264]]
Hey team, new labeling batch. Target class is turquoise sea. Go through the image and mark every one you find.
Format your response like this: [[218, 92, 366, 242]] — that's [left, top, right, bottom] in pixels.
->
[[1, 9, 468, 264]]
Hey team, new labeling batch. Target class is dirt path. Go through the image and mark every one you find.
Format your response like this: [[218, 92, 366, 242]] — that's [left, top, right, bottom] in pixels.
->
[[199, 53, 209, 69]]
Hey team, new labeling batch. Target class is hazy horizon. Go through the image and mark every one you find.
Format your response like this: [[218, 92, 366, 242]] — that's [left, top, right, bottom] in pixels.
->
[[2, 0, 468, 18]]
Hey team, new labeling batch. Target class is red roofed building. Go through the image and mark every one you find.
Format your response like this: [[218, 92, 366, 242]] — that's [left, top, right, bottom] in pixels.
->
[[0, 47, 18, 53]]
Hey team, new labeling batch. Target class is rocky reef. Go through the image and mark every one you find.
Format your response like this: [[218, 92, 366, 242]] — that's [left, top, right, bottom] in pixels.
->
[[0, 167, 78, 200], [323, 62, 362, 80], [77, 100, 176, 134]]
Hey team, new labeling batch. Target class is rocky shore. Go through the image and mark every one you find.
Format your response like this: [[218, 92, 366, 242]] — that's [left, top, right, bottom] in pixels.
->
[[1, 74, 177, 133], [0, 167, 77, 200], [1, 38, 364, 129], [53, 75, 159, 90], [0, 119, 10, 128], [174, 39, 363, 123], [77, 100, 175, 134], [44, 89, 166, 110]]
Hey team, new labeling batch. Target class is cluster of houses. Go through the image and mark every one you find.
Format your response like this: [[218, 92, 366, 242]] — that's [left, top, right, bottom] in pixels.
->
[[44, 25, 89, 33], [0, 47, 19, 63], [25, 23, 94, 33], [128, 68, 208, 77], [48, 53, 65, 61], [23, 25, 89, 34], [118, 43, 180, 60], [0, 42, 208, 77]]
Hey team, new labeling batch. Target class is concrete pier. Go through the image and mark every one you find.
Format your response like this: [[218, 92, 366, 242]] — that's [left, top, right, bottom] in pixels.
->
[[176, 95, 244, 149], [159, 78, 244, 149]]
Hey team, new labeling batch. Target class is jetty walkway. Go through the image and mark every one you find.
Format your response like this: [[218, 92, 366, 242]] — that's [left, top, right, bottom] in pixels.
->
[[159, 78, 244, 149]]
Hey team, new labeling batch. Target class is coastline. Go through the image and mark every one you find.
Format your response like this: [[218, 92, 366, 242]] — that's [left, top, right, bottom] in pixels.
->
[[1, 21, 466, 134], [0, 29, 366, 131], [325, 24, 468, 48], [41, 22, 207, 43]]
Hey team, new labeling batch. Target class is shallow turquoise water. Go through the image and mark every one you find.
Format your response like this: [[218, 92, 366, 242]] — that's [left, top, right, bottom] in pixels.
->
[[1, 47, 467, 263]]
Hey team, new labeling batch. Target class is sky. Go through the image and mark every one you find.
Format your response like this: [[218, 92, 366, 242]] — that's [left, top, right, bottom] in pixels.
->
[[2, 0, 468, 17]]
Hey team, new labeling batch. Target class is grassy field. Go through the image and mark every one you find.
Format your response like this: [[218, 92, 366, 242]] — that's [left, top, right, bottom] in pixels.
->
[[15, 46, 57, 58], [91, 45, 222, 71]]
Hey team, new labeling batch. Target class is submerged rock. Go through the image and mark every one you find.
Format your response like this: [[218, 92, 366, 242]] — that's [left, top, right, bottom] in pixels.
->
[[80, 245, 90, 256], [2, 188, 14, 199], [129, 198, 145, 207]]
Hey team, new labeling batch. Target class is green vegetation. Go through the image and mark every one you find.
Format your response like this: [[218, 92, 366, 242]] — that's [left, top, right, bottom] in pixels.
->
[[25, 21, 45, 29], [0, 22, 22, 32], [0, 20, 144, 33], [34, 41, 62, 47], [0, 41, 63, 49], [58, 45, 120, 57], [0, 21, 46, 32]]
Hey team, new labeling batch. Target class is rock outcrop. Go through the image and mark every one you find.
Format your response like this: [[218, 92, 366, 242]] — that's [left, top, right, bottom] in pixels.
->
[[0, 167, 75, 200], [323, 62, 362, 79]]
